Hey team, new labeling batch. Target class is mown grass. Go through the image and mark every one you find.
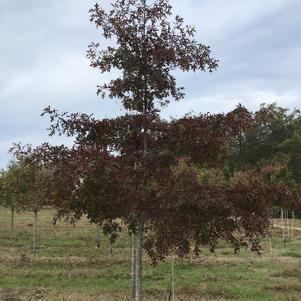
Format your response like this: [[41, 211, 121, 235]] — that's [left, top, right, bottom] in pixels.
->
[[1, 208, 301, 300]]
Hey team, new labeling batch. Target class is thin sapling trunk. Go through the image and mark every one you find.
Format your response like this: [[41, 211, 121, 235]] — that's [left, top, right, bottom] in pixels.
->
[[96, 225, 101, 250], [132, 232, 137, 299], [281, 208, 285, 246], [286, 210, 289, 238], [33, 210, 38, 254], [292, 211, 295, 238], [171, 251, 175, 301], [135, 218, 144, 301], [11, 206, 15, 233], [108, 240, 113, 262]]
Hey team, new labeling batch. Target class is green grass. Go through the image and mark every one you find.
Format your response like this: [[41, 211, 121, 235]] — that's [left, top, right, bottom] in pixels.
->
[[1, 208, 301, 300]]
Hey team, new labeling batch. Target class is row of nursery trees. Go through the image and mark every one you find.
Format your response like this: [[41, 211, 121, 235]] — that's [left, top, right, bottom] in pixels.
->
[[0, 1, 301, 300], [0, 155, 52, 253]]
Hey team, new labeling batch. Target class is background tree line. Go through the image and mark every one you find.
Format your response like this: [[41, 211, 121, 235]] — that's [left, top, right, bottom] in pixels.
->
[[227, 103, 301, 217]]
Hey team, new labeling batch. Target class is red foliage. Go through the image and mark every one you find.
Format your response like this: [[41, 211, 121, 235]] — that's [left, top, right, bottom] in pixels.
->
[[13, 105, 296, 262]]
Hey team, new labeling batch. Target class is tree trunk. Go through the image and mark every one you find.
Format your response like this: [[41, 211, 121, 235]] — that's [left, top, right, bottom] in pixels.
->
[[96, 225, 100, 250], [269, 213, 273, 257], [286, 210, 289, 238], [171, 252, 175, 301], [33, 210, 37, 254], [132, 232, 137, 299], [136, 1, 147, 300], [108, 240, 113, 262], [292, 211, 295, 238], [11, 207, 15, 233], [281, 208, 285, 245], [135, 218, 144, 301]]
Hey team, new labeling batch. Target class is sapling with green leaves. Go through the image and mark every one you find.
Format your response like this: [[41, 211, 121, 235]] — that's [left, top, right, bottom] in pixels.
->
[[24, 163, 54, 253], [0, 160, 27, 232], [9, 146, 55, 253]]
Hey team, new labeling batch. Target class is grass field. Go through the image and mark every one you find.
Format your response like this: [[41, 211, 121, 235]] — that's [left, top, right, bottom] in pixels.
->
[[1, 208, 301, 301]]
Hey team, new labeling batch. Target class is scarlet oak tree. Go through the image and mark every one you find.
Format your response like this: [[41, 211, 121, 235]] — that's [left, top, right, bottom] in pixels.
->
[[61, 1, 217, 298], [16, 1, 287, 300]]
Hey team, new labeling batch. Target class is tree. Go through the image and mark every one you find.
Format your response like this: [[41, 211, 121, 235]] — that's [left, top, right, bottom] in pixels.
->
[[10, 145, 55, 253], [0, 160, 27, 232], [7, 143, 55, 253], [14, 1, 293, 300], [52, 1, 217, 299], [24, 163, 54, 253], [228, 103, 301, 177]]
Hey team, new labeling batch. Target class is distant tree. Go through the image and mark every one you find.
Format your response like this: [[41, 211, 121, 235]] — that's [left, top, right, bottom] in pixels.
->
[[229, 103, 301, 178], [280, 129, 301, 184], [9, 144, 55, 253], [0, 160, 27, 232], [24, 163, 54, 253], [228, 103, 301, 223]]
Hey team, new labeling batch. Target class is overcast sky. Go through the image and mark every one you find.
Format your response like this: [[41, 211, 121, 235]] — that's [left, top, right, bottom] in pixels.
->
[[1, 0, 300, 169]]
